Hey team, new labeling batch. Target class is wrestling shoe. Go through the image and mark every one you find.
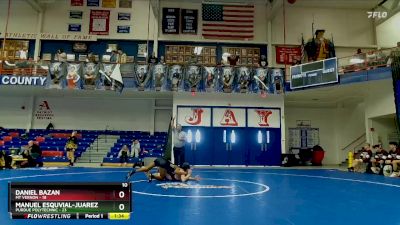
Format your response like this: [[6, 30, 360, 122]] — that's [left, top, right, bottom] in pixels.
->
[[126, 169, 136, 180]]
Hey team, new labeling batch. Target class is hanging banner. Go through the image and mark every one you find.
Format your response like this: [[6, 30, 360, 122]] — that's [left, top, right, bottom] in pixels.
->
[[162, 8, 180, 34], [247, 108, 281, 128], [102, 0, 116, 8], [87, 0, 99, 7], [0, 76, 47, 86], [118, 12, 131, 21], [71, 0, 83, 6], [213, 108, 246, 127], [89, 10, 110, 35], [68, 24, 82, 32], [177, 107, 212, 127], [1, 32, 97, 41], [119, 0, 132, 8], [181, 9, 198, 34], [117, 26, 130, 33], [69, 10, 83, 19], [276, 46, 301, 65]]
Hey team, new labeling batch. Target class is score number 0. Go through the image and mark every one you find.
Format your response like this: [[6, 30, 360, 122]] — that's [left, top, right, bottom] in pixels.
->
[[118, 183, 129, 211]]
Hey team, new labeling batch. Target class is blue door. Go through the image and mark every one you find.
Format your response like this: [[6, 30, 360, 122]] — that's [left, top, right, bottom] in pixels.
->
[[213, 128, 246, 165], [247, 128, 281, 166], [183, 127, 214, 165]]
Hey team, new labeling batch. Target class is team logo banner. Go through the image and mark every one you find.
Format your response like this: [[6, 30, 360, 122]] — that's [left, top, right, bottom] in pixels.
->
[[134, 64, 151, 91], [184, 65, 202, 92], [253, 68, 269, 93], [236, 66, 251, 93], [66, 63, 83, 90], [177, 107, 211, 127], [152, 64, 168, 91], [83, 62, 100, 90], [168, 65, 184, 91], [219, 66, 235, 93], [46, 62, 68, 89], [212, 108, 246, 127], [204, 66, 217, 92], [247, 108, 281, 128]]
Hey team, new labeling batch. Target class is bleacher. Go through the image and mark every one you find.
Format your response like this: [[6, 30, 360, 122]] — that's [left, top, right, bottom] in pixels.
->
[[0, 129, 97, 166], [102, 131, 168, 166]]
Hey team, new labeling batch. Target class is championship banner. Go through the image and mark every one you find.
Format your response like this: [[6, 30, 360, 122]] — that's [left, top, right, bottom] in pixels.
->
[[118, 13, 131, 21], [117, 26, 130, 34], [162, 8, 180, 34], [102, 0, 116, 8], [181, 9, 198, 34], [68, 24, 81, 32], [290, 57, 338, 89], [89, 10, 110, 35], [177, 107, 211, 127], [69, 11, 83, 19], [0, 76, 47, 86], [276, 46, 301, 64], [71, 0, 83, 6], [247, 108, 281, 128], [212, 108, 246, 127], [87, 0, 99, 7], [119, 0, 132, 8]]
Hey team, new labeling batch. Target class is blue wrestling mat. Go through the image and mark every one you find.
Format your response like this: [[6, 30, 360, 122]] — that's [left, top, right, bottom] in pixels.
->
[[1, 167, 400, 225]]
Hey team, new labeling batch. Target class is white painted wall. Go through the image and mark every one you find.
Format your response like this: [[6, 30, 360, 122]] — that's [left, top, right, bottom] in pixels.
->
[[41, 0, 156, 40], [158, 0, 268, 44], [370, 116, 397, 149], [0, 0, 38, 34], [0, 96, 171, 132], [0, 96, 33, 130], [173, 92, 286, 153], [285, 103, 366, 165], [376, 12, 400, 48]]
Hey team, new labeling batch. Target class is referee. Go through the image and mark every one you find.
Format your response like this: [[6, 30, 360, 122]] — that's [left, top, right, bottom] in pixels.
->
[[171, 117, 187, 166]]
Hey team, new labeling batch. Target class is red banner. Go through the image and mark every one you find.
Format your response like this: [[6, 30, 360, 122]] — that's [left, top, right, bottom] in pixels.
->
[[89, 10, 110, 35], [275, 46, 301, 64], [70, 0, 83, 6]]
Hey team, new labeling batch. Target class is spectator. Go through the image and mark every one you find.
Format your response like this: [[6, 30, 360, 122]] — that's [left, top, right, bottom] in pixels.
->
[[350, 143, 372, 172], [171, 117, 187, 166], [21, 141, 42, 168], [131, 139, 141, 158], [370, 144, 387, 174], [0, 150, 5, 170], [110, 50, 118, 63], [118, 145, 130, 167], [65, 131, 78, 166]]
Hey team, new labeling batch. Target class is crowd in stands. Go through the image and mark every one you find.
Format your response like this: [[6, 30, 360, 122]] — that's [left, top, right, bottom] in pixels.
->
[[350, 142, 400, 177]]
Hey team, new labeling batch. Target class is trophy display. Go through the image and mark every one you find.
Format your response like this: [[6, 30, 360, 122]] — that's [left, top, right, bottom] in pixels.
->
[[135, 64, 150, 91]]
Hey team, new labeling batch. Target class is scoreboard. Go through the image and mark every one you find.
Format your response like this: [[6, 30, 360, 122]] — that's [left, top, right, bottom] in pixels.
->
[[8, 182, 131, 220], [290, 57, 338, 89]]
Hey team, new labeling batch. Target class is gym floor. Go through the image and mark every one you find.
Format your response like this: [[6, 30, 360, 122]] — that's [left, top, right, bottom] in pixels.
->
[[1, 167, 400, 225]]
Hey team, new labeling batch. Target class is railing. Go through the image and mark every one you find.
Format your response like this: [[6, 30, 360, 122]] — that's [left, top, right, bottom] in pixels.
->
[[0, 46, 398, 79], [337, 47, 397, 74]]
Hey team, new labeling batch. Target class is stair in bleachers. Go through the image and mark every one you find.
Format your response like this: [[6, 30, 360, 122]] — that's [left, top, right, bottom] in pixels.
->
[[77, 135, 120, 164]]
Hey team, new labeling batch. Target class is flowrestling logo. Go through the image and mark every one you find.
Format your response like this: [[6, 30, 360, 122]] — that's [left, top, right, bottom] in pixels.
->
[[157, 183, 233, 189]]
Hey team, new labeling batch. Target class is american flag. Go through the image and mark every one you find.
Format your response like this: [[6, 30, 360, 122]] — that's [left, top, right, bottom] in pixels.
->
[[202, 3, 254, 40], [300, 34, 306, 63]]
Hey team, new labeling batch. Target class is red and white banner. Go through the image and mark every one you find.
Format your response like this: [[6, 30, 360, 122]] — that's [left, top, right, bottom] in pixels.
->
[[177, 107, 211, 127], [213, 108, 246, 127], [247, 108, 280, 128], [89, 10, 110, 35], [71, 0, 83, 6], [276, 46, 301, 64]]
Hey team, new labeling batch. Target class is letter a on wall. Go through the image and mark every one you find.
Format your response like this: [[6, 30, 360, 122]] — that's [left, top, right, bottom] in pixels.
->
[[220, 109, 238, 126]]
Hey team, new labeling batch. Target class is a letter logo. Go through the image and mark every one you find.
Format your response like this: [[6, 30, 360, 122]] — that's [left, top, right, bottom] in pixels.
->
[[220, 109, 238, 126], [255, 110, 272, 127], [39, 101, 50, 110], [185, 108, 204, 125]]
